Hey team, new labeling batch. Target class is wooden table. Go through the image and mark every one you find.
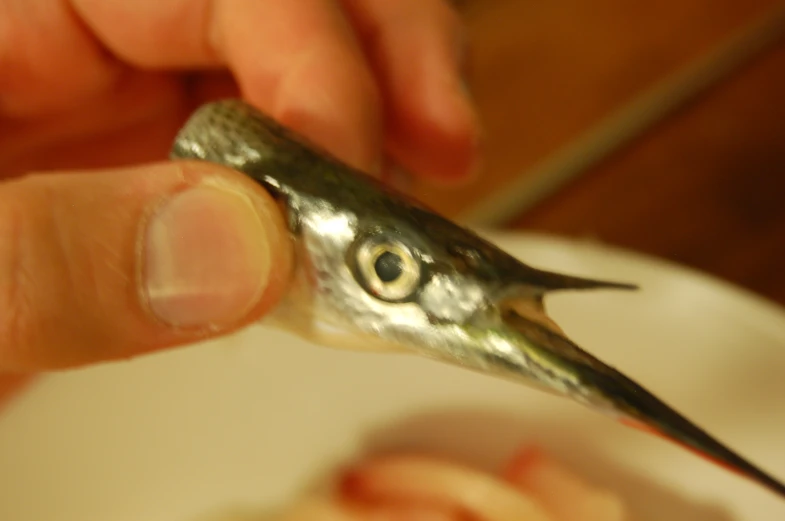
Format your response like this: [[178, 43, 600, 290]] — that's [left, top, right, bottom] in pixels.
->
[[416, 0, 785, 305]]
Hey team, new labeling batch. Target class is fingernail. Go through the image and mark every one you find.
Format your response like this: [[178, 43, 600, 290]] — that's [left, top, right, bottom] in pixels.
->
[[141, 183, 271, 329]]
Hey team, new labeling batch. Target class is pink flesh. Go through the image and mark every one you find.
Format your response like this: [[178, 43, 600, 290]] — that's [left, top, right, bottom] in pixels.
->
[[503, 446, 627, 521], [352, 502, 470, 521], [339, 454, 555, 521], [276, 498, 364, 521]]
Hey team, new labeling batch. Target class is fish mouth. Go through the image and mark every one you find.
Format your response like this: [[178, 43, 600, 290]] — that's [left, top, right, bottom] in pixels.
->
[[486, 299, 785, 499]]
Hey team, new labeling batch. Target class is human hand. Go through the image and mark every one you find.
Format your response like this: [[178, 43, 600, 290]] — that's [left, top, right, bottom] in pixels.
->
[[0, 0, 481, 405]]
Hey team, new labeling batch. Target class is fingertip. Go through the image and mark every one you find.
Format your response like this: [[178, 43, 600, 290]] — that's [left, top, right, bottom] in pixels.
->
[[268, 50, 384, 175], [387, 73, 483, 185], [212, 0, 385, 176], [139, 167, 293, 331], [134, 162, 295, 336], [404, 40, 484, 184], [343, 0, 483, 184], [203, 167, 294, 322]]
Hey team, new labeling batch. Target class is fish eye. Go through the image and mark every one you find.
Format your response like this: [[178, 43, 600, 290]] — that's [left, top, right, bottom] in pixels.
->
[[355, 238, 421, 301], [374, 251, 404, 282]]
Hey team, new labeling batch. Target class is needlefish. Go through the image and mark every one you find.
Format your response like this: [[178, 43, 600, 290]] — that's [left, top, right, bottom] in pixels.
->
[[170, 99, 785, 499]]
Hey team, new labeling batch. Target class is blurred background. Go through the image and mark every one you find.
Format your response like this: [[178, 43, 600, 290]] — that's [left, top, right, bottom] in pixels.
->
[[416, 0, 785, 305]]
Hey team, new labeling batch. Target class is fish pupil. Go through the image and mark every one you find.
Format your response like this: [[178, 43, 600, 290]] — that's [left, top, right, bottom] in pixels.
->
[[374, 251, 403, 282]]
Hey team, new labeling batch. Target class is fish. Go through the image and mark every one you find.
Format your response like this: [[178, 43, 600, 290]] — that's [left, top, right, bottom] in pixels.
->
[[170, 99, 785, 499]]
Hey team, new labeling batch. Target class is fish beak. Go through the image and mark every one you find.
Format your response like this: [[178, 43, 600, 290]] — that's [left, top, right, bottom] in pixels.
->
[[414, 271, 641, 405], [471, 280, 785, 499]]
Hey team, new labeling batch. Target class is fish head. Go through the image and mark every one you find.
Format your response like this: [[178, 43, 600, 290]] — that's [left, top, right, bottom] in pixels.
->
[[169, 97, 637, 408], [170, 99, 785, 498], [272, 179, 638, 416]]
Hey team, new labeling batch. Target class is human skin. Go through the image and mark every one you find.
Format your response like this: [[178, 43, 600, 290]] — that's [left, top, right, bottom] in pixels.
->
[[0, 0, 481, 407]]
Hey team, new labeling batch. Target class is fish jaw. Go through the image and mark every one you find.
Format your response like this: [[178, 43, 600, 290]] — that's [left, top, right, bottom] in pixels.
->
[[498, 309, 785, 499], [253, 193, 628, 405], [264, 236, 785, 500]]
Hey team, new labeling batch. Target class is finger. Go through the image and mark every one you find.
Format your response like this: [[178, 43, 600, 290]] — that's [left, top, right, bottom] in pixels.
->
[[210, 0, 383, 173], [0, 0, 123, 117], [0, 161, 292, 372], [48, 0, 382, 173], [1, 70, 236, 178], [1, 72, 184, 177], [340, 0, 482, 183]]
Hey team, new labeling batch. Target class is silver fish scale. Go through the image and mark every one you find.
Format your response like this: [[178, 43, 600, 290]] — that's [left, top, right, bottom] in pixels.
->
[[168, 99, 785, 500]]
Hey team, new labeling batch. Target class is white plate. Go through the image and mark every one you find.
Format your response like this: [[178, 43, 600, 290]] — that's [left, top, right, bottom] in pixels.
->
[[1, 232, 784, 521]]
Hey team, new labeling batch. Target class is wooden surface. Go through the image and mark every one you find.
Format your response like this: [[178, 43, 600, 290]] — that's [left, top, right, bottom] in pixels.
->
[[512, 38, 785, 305], [412, 0, 782, 218]]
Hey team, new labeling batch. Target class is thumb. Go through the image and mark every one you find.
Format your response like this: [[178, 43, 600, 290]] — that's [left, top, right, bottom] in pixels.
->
[[0, 161, 292, 372]]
